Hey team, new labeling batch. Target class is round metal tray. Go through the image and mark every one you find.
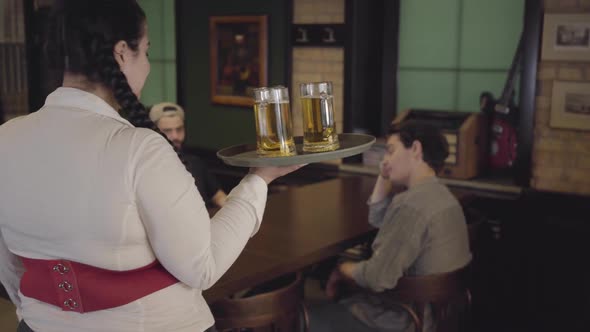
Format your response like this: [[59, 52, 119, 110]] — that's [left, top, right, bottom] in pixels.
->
[[217, 133, 376, 167]]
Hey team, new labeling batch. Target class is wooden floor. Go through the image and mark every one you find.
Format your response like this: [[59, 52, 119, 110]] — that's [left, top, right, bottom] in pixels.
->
[[0, 298, 18, 331]]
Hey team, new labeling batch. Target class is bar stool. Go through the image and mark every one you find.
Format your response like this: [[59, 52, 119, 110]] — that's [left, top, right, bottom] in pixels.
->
[[210, 272, 309, 332]]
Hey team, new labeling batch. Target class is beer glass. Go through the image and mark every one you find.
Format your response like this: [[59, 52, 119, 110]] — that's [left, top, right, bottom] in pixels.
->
[[253, 86, 296, 157], [299, 81, 339, 152]]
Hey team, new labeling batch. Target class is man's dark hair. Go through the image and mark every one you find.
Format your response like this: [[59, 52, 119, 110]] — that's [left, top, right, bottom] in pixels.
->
[[388, 120, 449, 173]]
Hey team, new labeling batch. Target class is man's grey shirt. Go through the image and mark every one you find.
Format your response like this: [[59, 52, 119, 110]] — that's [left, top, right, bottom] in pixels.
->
[[347, 177, 472, 331]]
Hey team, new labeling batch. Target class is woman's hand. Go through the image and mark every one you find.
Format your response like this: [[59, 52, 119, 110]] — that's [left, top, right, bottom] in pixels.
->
[[249, 164, 307, 185]]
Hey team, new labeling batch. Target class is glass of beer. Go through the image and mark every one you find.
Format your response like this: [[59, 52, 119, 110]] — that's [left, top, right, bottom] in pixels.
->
[[253, 86, 296, 157], [300, 81, 339, 152]]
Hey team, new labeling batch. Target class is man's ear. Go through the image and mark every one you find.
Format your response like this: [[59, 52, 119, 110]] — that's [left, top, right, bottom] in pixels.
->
[[113, 40, 129, 69], [411, 140, 423, 159]]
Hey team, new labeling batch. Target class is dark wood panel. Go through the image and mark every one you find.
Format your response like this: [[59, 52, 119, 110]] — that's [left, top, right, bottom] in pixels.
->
[[514, 0, 542, 187], [343, 0, 400, 138]]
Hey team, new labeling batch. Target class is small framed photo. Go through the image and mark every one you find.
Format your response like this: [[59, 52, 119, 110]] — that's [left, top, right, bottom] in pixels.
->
[[550, 81, 590, 131], [541, 14, 590, 62], [209, 15, 268, 107]]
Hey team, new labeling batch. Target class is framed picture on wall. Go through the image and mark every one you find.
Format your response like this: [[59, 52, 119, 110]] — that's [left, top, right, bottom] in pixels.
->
[[209, 15, 268, 107], [550, 81, 590, 131], [541, 14, 590, 61]]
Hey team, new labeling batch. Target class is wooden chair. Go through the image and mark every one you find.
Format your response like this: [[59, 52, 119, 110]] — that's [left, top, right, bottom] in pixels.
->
[[210, 272, 309, 332], [379, 264, 471, 332]]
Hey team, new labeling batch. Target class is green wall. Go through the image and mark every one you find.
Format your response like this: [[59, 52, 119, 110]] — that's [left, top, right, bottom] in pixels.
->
[[398, 0, 524, 113], [177, 0, 289, 150], [138, 0, 177, 106], [141, 0, 522, 148]]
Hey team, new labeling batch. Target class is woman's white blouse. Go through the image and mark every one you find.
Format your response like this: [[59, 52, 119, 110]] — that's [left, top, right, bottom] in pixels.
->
[[0, 87, 268, 332]]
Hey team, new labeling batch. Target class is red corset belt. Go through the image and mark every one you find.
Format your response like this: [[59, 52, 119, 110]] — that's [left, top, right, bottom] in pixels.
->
[[19, 257, 179, 313]]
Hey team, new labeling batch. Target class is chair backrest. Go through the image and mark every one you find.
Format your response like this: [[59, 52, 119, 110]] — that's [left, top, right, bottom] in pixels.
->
[[381, 264, 471, 332], [210, 272, 308, 332]]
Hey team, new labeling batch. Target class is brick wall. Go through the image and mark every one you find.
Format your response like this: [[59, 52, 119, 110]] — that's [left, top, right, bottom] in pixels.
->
[[531, 0, 590, 195], [291, 0, 345, 142]]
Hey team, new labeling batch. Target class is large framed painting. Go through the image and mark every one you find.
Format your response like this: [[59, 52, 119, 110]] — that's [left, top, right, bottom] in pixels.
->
[[209, 15, 268, 107]]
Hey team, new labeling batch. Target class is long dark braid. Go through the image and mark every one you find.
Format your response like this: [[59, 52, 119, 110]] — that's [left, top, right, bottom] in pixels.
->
[[96, 44, 153, 130], [97, 44, 189, 166], [46, 0, 186, 165]]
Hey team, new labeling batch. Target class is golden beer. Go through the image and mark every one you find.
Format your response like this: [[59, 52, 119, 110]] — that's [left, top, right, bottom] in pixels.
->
[[300, 82, 339, 152], [253, 87, 295, 157]]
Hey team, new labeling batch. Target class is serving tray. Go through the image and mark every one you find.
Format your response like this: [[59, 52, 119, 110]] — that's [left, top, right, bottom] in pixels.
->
[[217, 133, 376, 167]]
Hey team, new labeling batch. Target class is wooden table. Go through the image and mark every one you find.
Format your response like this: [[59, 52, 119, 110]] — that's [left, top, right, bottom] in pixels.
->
[[203, 176, 377, 302]]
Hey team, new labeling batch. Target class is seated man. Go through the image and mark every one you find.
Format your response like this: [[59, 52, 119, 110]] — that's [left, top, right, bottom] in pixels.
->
[[149, 102, 228, 208], [310, 120, 472, 332]]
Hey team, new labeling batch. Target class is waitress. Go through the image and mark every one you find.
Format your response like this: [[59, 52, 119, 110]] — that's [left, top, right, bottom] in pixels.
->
[[0, 1, 302, 331]]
